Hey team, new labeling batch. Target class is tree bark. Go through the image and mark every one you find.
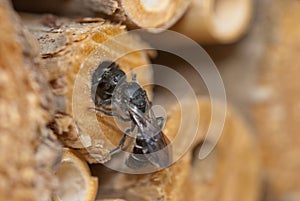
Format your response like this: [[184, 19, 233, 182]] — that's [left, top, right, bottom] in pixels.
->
[[0, 1, 62, 201]]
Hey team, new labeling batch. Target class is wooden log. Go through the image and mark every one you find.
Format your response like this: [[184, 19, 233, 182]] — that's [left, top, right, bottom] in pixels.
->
[[22, 14, 153, 163], [0, 1, 62, 201], [251, 0, 300, 200], [13, 0, 192, 30], [92, 98, 261, 201], [172, 0, 254, 44]]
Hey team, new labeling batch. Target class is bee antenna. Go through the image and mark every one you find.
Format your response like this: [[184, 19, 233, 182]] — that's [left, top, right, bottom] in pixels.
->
[[132, 73, 137, 81]]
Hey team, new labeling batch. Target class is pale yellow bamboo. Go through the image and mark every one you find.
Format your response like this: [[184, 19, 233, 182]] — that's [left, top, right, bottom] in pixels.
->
[[173, 0, 254, 44]]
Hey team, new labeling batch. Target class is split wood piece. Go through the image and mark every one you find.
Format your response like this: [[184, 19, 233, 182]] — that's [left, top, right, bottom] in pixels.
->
[[22, 14, 153, 163], [91, 98, 261, 201], [13, 0, 192, 30], [172, 0, 253, 44], [0, 2, 62, 201], [53, 149, 98, 201], [252, 0, 300, 200]]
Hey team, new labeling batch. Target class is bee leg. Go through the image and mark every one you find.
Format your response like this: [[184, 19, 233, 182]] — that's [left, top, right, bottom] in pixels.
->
[[95, 123, 136, 163], [156, 117, 165, 129], [97, 98, 111, 106], [89, 107, 131, 122], [132, 73, 137, 81], [103, 134, 126, 158], [128, 104, 147, 122], [92, 130, 130, 163], [116, 122, 136, 149], [128, 102, 164, 129]]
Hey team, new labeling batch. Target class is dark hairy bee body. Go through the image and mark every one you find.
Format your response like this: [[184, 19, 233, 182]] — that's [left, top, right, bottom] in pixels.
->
[[90, 61, 172, 169]]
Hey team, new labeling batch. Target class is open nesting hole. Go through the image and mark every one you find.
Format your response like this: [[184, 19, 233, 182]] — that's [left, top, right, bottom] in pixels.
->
[[151, 50, 209, 99], [55, 160, 87, 201], [140, 0, 170, 11], [212, 0, 250, 38]]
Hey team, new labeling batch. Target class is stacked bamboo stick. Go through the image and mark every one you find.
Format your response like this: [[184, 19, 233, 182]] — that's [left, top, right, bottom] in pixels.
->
[[0, 0, 263, 201], [12, 0, 253, 43]]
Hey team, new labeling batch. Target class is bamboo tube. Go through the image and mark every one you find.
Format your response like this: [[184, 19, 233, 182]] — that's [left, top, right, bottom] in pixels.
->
[[0, 1, 62, 201], [172, 0, 254, 44], [91, 154, 191, 201], [13, 0, 192, 30], [185, 99, 261, 201], [22, 14, 153, 163], [92, 98, 261, 201], [53, 149, 98, 201]]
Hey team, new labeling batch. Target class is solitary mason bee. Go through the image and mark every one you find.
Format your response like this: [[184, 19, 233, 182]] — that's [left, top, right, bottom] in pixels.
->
[[90, 61, 172, 169]]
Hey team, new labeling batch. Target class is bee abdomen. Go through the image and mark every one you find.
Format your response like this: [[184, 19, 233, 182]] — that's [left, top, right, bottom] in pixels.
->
[[126, 153, 148, 169], [126, 140, 148, 169]]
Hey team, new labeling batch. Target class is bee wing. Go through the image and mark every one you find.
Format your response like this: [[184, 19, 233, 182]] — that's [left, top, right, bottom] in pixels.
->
[[128, 105, 172, 168], [142, 132, 173, 168], [130, 107, 163, 136]]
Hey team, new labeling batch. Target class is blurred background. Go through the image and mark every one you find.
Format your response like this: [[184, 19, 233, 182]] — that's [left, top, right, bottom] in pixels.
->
[[1, 0, 300, 201], [201, 0, 300, 200]]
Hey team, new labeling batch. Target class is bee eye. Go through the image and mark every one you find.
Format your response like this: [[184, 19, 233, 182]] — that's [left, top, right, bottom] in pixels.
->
[[104, 83, 110, 89], [114, 77, 119, 82], [103, 72, 110, 79]]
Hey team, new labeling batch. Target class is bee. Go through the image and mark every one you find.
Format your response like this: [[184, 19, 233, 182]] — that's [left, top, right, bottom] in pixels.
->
[[90, 61, 172, 169]]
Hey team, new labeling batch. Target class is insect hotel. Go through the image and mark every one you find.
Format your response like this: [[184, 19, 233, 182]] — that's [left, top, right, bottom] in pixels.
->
[[1, 0, 299, 201]]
